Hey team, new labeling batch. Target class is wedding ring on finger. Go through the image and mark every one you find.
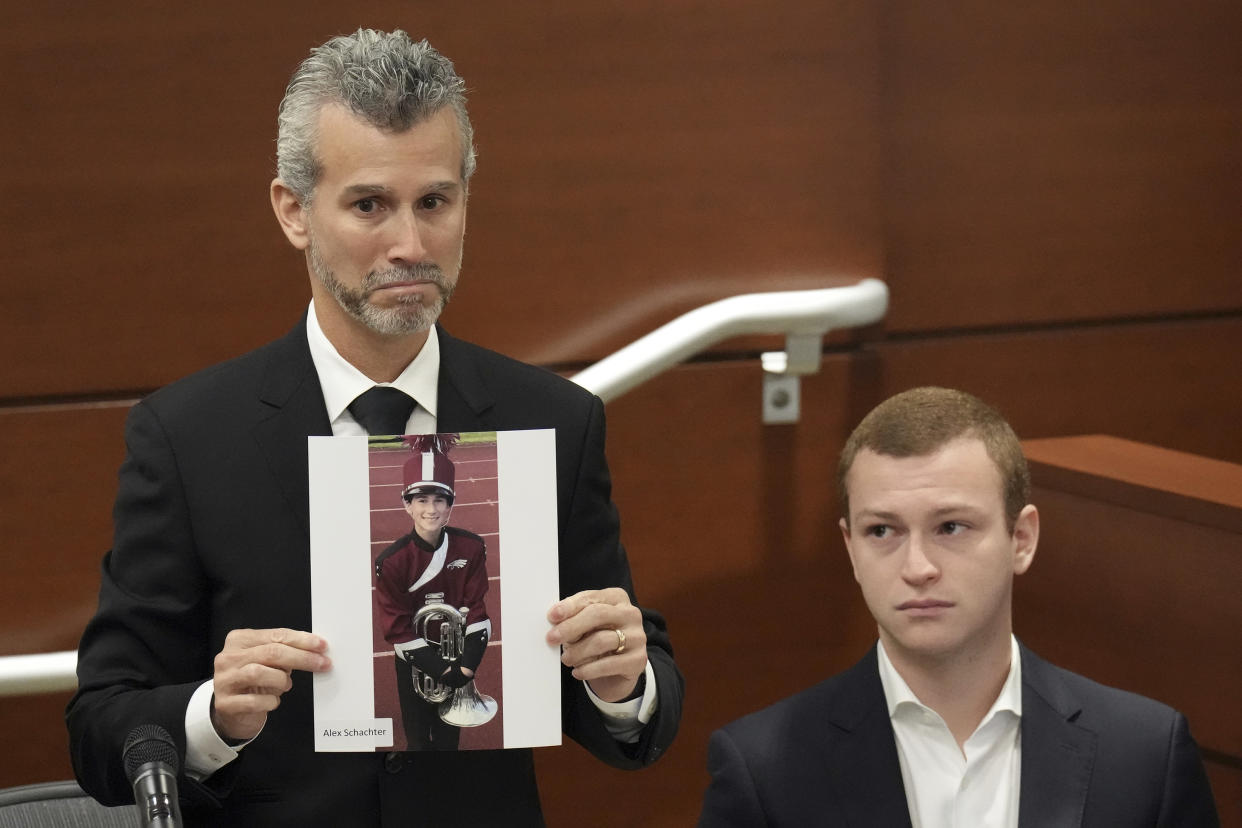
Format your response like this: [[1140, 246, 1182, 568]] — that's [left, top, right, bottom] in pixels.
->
[[613, 628, 626, 655]]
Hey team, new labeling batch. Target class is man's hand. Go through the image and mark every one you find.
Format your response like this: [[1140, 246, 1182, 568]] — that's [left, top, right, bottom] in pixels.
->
[[546, 588, 646, 702], [211, 628, 331, 742]]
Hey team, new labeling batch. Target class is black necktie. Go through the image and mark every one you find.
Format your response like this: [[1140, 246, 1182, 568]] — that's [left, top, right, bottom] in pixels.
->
[[347, 387, 416, 436]]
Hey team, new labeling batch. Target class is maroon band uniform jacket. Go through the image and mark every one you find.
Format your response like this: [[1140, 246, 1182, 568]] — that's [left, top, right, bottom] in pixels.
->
[[374, 526, 491, 671]]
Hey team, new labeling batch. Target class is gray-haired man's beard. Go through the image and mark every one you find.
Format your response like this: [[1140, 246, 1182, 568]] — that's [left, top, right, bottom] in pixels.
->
[[308, 241, 455, 336]]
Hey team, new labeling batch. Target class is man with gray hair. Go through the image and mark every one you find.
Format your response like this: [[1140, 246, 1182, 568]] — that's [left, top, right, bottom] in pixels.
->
[[698, 387, 1218, 827], [68, 29, 682, 826]]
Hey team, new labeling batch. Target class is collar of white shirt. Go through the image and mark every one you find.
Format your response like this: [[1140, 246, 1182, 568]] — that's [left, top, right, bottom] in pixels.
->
[[304, 299, 441, 435], [877, 635, 1022, 722]]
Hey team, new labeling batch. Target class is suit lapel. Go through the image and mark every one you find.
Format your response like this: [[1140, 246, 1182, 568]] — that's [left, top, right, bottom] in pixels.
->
[[252, 317, 333, 538], [436, 328, 494, 433], [825, 649, 915, 828], [1017, 646, 1096, 828]]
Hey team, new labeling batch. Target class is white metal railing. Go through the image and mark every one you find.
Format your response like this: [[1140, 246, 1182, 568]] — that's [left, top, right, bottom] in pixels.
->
[[571, 278, 888, 403], [0, 650, 78, 697], [0, 279, 889, 698]]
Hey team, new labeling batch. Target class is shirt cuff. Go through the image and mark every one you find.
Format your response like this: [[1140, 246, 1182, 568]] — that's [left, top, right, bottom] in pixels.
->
[[583, 660, 658, 744], [183, 680, 256, 780]]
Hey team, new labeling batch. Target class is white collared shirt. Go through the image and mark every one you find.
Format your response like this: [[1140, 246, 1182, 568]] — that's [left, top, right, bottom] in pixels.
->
[[877, 636, 1022, 828]]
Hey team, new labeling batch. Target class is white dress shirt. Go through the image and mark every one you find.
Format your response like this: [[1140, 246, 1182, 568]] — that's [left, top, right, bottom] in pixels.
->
[[185, 301, 654, 777], [877, 637, 1023, 828]]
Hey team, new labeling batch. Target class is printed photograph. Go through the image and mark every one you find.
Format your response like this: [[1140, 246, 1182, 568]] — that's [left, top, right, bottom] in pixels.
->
[[309, 428, 561, 753], [368, 433, 503, 751]]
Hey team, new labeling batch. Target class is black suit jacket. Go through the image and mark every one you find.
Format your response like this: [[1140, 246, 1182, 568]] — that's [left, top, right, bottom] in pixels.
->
[[698, 645, 1218, 827], [67, 320, 683, 827]]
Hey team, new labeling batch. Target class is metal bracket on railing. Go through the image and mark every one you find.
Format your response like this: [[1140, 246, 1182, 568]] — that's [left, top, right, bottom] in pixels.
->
[[760, 332, 824, 424]]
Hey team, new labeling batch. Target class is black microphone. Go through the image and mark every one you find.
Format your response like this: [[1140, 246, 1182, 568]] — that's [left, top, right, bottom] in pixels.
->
[[122, 724, 183, 827]]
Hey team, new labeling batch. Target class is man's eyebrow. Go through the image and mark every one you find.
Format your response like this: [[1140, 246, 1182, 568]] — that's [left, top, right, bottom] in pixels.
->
[[341, 181, 462, 197], [342, 184, 393, 196], [853, 504, 984, 521], [929, 504, 985, 517], [423, 180, 463, 194]]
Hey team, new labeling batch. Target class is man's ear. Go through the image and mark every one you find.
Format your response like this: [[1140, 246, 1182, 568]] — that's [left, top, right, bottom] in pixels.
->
[[839, 517, 861, 583], [1011, 504, 1039, 575], [270, 178, 311, 251]]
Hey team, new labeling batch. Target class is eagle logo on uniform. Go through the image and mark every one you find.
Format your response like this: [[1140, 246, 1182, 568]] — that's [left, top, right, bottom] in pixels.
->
[[447, 558, 469, 569]]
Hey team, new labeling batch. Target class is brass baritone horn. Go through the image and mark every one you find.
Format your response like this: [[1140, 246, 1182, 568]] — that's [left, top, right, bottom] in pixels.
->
[[411, 602, 462, 705], [411, 601, 498, 727]]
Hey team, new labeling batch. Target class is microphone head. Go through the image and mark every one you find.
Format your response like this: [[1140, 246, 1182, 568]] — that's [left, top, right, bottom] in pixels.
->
[[122, 724, 180, 779]]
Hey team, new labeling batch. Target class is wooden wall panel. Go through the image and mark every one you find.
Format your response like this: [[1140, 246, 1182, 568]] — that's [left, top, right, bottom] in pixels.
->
[[0, 692, 76, 788], [1205, 764, 1242, 826], [881, 0, 1242, 332], [1, 9, 306, 398], [1017, 489, 1241, 754], [871, 316, 1242, 464], [1202, 769, 1242, 828], [458, 1, 882, 366], [0, 405, 130, 655]]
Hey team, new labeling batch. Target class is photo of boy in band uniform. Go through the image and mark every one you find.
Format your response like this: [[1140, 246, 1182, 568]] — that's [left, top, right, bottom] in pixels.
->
[[373, 435, 496, 750]]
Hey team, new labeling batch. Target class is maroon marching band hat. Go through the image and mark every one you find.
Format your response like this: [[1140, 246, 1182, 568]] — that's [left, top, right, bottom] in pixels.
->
[[402, 449, 456, 502]]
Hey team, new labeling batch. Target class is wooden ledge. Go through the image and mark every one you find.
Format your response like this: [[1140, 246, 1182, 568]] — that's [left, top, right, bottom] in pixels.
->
[[1022, 435, 1242, 535]]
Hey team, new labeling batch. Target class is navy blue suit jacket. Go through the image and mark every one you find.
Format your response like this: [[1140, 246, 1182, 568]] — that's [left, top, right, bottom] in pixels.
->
[[699, 645, 1217, 827], [68, 320, 683, 827]]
